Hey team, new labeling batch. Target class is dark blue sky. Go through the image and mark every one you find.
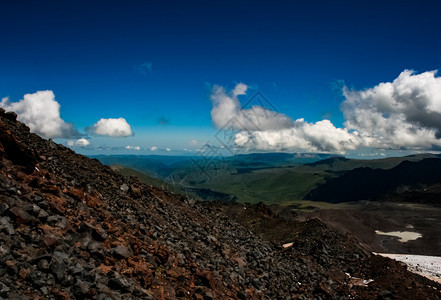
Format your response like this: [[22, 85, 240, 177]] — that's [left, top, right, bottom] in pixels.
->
[[1, 0, 440, 154]]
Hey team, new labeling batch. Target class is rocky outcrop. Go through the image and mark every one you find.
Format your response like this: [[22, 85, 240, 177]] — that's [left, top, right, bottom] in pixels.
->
[[0, 108, 440, 299]]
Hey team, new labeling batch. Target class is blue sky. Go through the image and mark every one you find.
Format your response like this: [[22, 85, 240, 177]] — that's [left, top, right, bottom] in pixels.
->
[[1, 0, 441, 157]]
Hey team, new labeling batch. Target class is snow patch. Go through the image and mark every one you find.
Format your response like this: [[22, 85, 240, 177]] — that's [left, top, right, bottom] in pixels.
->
[[375, 253, 441, 283], [375, 230, 422, 242]]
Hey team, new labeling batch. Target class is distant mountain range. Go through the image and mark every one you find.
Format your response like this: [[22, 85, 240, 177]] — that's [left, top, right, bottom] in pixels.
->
[[92, 152, 339, 176], [93, 152, 441, 205]]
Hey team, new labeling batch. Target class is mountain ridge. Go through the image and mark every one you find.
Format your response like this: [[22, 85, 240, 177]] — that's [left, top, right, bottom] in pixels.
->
[[306, 158, 441, 203]]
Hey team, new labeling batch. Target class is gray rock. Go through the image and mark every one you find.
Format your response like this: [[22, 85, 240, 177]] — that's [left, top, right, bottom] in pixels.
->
[[0, 202, 9, 215], [72, 279, 91, 296], [113, 245, 131, 258], [51, 260, 66, 280], [207, 235, 217, 243], [0, 217, 15, 235], [120, 184, 129, 192], [108, 276, 133, 292]]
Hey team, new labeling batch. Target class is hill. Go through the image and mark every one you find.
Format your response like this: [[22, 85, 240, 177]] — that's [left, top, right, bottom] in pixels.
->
[[1, 108, 440, 299], [305, 158, 441, 203]]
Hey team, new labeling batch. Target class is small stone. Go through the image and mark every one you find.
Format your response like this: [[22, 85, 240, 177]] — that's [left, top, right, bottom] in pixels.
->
[[73, 279, 91, 296], [207, 235, 217, 243], [51, 260, 66, 280], [18, 268, 31, 279], [9, 206, 34, 224], [33, 195, 43, 202], [130, 184, 142, 197], [47, 215, 60, 225], [92, 224, 108, 241], [38, 259, 50, 271], [29, 270, 45, 287], [37, 209, 49, 220], [108, 276, 132, 292], [43, 235, 59, 248], [0, 282, 11, 297], [58, 217, 68, 229], [0, 217, 15, 235], [113, 245, 131, 258], [120, 184, 129, 192], [40, 286, 49, 295], [0, 202, 9, 215], [205, 291, 214, 299], [88, 241, 104, 259]]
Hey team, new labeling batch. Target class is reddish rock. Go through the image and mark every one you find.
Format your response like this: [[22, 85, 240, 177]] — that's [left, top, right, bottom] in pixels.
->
[[9, 206, 34, 224]]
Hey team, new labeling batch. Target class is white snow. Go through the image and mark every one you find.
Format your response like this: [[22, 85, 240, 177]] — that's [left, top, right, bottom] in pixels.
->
[[375, 230, 422, 242], [375, 253, 441, 283]]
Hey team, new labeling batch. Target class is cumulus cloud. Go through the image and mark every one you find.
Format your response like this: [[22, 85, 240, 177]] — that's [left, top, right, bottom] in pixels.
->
[[210, 71, 441, 153], [87, 118, 133, 137], [150, 146, 157, 151], [342, 70, 441, 149], [0, 90, 79, 139], [67, 138, 90, 147], [210, 83, 293, 131], [210, 83, 359, 153], [235, 119, 360, 153]]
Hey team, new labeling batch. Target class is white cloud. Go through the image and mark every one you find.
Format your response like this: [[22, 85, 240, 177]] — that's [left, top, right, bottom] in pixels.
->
[[150, 146, 157, 151], [210, 83, 359, 153], [67, 138, 90, 147], [210, 84, 293, 131], [0, 90, 78, 138], [87, 118, 133, 137], [125, 145, 140, 150], [235, 119, 360, 154], [166, 147, 171, 151], [342, 70, 441, 149], [210, 71, 441, 154]]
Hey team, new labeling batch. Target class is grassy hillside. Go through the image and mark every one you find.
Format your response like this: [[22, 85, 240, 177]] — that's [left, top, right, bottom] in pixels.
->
[[195, 154, 440, 204], [97, 153, 440, 205], [198, 168, 333, 204]]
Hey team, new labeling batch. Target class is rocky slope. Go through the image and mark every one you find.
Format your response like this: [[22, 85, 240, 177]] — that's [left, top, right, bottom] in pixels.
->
[[0, 108, 440, 299]]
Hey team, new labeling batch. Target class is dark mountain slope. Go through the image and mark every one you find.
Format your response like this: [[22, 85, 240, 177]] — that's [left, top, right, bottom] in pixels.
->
[[303, 153, 440, 172], [306, 158, 441, 203], [305, 156, 350, 168], [0, 108, 440, 299]]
